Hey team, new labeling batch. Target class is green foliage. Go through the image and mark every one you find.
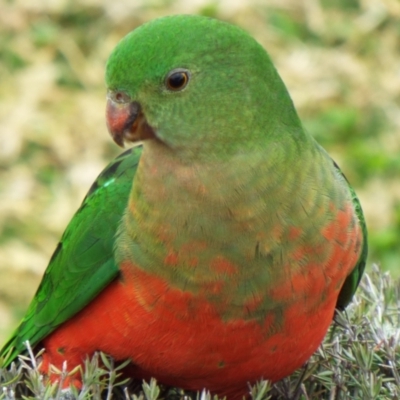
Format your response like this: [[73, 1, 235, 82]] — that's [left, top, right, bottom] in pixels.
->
[[0, 266, 398, 399]]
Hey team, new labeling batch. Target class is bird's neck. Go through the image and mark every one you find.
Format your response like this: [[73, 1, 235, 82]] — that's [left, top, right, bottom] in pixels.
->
[[114, 137, 354, 319], [115, 140, 284, 278]]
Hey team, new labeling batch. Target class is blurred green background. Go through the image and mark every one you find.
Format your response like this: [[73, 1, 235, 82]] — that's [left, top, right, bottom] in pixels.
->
[[0, 0, 399, 344]]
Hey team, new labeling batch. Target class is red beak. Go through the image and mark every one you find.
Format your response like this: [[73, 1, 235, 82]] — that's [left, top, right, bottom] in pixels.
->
[[106, 96, 141, 147]]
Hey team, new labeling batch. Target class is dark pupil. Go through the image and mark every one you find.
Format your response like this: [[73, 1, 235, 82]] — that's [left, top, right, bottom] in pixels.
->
[[169, 73, 186, 89]]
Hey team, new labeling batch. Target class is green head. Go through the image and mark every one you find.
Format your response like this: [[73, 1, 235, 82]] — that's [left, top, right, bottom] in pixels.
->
[[105, 15, 302, 160]]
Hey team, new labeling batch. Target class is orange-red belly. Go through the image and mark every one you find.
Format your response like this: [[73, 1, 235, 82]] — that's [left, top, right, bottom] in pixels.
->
[[41, 198, 363, 399], [41, 258, 348, 398]]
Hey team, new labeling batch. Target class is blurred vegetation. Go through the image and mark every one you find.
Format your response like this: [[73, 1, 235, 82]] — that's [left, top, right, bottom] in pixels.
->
[[0, 0, 399, 355]]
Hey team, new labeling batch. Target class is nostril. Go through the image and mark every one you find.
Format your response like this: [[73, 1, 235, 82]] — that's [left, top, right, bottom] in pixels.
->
[[108, 90, 130, 104]]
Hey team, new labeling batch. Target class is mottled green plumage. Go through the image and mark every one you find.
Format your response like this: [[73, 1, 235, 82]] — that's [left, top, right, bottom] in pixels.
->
[[106, 16, 367, 321]]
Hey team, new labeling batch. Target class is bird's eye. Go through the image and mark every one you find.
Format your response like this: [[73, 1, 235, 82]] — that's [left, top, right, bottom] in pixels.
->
[[165, 69, 190, 91]]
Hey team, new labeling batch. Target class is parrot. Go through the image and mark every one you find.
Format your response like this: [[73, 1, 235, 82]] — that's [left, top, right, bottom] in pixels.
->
[[0, 14, 367, 399]]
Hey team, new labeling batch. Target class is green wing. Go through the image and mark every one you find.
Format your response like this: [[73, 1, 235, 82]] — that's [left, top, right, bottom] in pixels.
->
[[1, 146, 142, 365], [334, 160, 368, 309]]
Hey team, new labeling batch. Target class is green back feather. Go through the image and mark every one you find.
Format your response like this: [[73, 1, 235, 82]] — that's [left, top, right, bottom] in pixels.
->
[[335, 161, 368, 309]]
